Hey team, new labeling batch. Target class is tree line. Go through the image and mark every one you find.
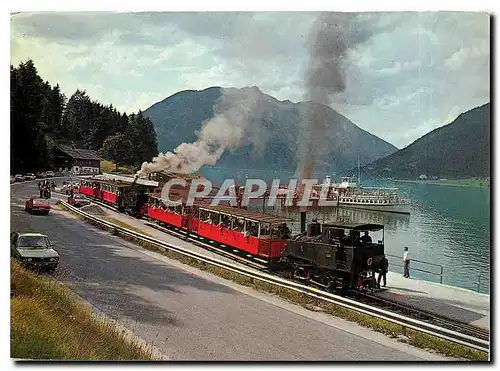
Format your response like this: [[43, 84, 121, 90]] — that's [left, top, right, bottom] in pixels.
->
[[10, 59, 158, 174]]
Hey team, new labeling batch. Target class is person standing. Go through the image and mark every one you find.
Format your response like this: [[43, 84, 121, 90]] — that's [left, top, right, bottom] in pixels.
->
[[377, 255, 389, 288], [403, 246, 410, 278]]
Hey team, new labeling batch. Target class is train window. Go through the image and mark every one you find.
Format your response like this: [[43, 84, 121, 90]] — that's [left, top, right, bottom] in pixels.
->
[[246, 220, 258, 237], [233, 217, 244, 231], [260, 225, 270, 237], [200, 210, 209, 222], [220, 214, 230, 228]]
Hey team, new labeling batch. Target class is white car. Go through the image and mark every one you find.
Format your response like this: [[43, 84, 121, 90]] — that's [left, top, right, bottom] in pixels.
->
[[10, 232, 60, 272]]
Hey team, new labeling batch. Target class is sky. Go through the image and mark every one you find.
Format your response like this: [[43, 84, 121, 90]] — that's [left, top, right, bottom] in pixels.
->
[[10, 11, 490, 149]]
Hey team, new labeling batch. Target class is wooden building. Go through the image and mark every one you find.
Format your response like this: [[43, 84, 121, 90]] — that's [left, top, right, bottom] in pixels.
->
[[52, 145, 101, 175]]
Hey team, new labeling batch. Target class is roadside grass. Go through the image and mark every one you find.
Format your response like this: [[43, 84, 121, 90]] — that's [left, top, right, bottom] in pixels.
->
[[10, 260, 155, 360], [60, 202, 489, 361], [100, 160, 135, 174]]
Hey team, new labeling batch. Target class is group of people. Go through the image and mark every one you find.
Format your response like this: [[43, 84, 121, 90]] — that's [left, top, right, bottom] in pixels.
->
[[37, 180, 54, 199]]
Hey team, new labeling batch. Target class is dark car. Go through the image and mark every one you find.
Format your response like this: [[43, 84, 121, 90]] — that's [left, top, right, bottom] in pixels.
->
[[67, 194, 90, 207], [25, 197, 51, 215], [10, 232, 60, 272]]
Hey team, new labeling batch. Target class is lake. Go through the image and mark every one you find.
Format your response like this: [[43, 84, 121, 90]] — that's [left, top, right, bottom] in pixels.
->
[[199, 167, 491, 294]]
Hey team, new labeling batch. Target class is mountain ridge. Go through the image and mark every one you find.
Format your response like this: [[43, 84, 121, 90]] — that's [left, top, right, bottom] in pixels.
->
[[143, 86, 399, 176], [361, 102, 490, 180]]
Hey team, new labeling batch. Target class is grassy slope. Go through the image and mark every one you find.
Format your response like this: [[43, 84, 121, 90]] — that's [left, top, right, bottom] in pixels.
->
[[10, 260, 154, 360], [100, 160, 135, 174]]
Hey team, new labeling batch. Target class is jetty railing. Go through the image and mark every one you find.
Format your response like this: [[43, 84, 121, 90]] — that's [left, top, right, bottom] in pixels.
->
[[385, 253, 444, 284], [474, 273, 489, 294]]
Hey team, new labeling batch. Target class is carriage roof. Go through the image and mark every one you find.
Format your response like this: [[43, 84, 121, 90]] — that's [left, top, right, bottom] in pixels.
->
[[322, 222, 384, 231], [81, 179, 132, 188], [82, 174, 159, 187], [148, 194, 289, 224], [198, 204, 290, 225]]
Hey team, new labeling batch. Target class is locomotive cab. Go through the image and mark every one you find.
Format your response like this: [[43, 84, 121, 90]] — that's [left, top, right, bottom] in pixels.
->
[[281, 222, 385, 292]]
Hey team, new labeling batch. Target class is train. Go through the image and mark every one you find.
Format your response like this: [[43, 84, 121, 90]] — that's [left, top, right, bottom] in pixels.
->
[[77, 176, 385, 292]]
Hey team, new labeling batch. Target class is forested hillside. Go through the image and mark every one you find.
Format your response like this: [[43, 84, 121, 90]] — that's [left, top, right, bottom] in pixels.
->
[[10, 59, 158, 174]]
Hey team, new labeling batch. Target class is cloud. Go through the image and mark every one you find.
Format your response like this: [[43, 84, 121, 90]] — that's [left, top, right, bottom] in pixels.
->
[[10, 11, 490, 148]]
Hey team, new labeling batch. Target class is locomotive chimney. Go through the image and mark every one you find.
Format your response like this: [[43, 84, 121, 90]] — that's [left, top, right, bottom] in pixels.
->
[[300, 208, 307, 233], [307, 218, 321, 237], [131, 174, 139, 187]]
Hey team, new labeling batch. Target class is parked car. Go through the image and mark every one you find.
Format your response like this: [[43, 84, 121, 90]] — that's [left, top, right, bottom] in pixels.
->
[[36, 172, 46, 178], [67, 194, 90, 207], [25, 173, 36, 181], [25, 197, 51, 215], [10, 232, 60, 272], [45, 171, 55, 177], [14, 174, 25, 182]]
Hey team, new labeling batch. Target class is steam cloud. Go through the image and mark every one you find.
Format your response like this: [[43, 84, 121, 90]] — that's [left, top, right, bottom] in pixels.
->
[[137, 87, 266, 177], [138, 13, 370, 180], [298, 13, 359, 182]]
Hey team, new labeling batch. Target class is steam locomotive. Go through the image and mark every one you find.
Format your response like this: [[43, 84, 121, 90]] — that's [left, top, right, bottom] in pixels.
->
[[77, 175, 385, 292], [279, 221, 385, 291]]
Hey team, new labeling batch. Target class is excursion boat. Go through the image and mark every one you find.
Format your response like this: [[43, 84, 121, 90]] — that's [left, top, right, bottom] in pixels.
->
[[322, 175, 411, 215], [274, 175, 411, 215]]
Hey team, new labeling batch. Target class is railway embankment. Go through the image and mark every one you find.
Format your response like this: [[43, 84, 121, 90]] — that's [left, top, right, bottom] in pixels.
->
[[10, 260, 157, 360]]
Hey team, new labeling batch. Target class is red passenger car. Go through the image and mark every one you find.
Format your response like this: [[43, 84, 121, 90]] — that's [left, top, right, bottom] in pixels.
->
[[147, 195, 185, 228], [194, 204, 290, 263]]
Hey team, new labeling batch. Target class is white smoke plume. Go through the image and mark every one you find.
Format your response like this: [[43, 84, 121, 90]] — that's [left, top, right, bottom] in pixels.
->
[[137, 87, 266, 177], [298, 13, 370, 182]]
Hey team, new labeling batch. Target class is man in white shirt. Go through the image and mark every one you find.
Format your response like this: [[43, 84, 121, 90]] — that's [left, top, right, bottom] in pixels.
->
[[403, 246, 410, 278]]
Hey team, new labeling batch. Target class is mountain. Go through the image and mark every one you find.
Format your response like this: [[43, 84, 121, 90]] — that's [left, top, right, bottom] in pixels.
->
[[362, 103, 490, 180], [144, 86, 398, 176]]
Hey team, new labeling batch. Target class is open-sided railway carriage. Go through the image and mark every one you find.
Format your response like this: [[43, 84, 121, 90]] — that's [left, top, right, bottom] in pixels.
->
[[280, 222, 385, 292], [145, 196, 291, 263], [195, 204, 291, 263], [79, 179, 157, 215]]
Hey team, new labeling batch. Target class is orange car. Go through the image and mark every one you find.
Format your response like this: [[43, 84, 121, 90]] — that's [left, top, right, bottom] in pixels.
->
[[25, 197, 51, 215]]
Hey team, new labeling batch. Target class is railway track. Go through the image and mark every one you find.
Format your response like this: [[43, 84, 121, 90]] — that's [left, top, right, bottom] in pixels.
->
[[73, 197, 489, 352], [349, 291, 489, 342]]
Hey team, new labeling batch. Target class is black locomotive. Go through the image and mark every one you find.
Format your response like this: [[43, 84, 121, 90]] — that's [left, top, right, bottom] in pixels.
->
[[280, 221, 385, 292]]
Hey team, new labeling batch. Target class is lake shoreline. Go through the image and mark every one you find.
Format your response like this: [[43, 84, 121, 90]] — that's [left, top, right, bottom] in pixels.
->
[[393, 179, 489, 188]]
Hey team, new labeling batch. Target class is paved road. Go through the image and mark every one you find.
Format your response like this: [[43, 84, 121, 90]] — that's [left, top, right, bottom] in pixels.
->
[[10, 181, 450, 361]]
